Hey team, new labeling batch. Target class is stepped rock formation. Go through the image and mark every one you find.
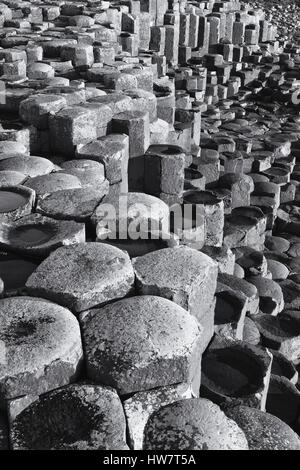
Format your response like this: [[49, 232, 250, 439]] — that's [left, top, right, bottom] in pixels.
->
[[0, 0, 300, 451]]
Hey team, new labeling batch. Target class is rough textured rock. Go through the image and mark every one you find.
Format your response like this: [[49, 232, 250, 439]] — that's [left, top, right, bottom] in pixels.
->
[[247, 276, 285, 314], [10, 384, 128, 450], [124, 383, 193, 450], [94, 192, 170, 239], [80, 295, 202, 395], [251, 313, 300, 363], [0, 0, 300, 451], [36, 184, 109, 222], [0, 297, 83, 404], [214, 289, 247, 340], [0, 156, 54, 178], [133, 246, 218, 348], [143, 398, 249, 450], [0, 213, 85, 258], [0, 171, 26, 186], [243, 317, 261, 345], [201, 336, 272, 410], [60, 159, 105, 189], [218, 273, 259, 314], [0, 185, 35, 222], [24, 172, 82, 195], [26, 243, 135, 313], [270, 350, 298, 384], [225, 406, 300, 450]]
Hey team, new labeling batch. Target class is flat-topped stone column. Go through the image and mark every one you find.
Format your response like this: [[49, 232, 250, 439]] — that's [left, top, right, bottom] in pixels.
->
[[133, 246, 218, 348]]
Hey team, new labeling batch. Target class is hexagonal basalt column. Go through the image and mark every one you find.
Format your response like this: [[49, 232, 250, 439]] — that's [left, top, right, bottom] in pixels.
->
[[60, 160, 106, 190], [133, 246, 218, 348], [0, 185, 35, 222], [0, 213, 85, 258], [266, 375, 300, 431], [112, 110, 150, 158], [0, 171, 26, 187], [218, 273, 259, 315], [184, 167, 206, 191], [144, 145, 186, 204], [193, 148, 220, 184], [270, 350, 298, 385], [224, 212, 265, 250], [235, 249, 268, 278], [201, 336, 272, 410], [232, 206, 267, 242], [247, 277, 284, 315], [49, 106, 99, 156], [80, 295, 202, 395], [19, 94, 67, 130], [94, 192, 171, 250], [36, 184, 109, 223], [225, 406, 300, 450], [75, 139, 127, 186], [202, 245, 235, 275], [24, 173, 82, 196], [217, 173, 254, 209], [251, 313, 300, 363], [183, 190, 224, 247], [143, 398, 248, 450], [214, 289, 247, 340], [124, 383, 193, 450], [26, 243, 135, 313], [10, 384, 128, 450], [0, 297, 83, 406], [0, 156, 54, 178], [251, 181, 281, 215]]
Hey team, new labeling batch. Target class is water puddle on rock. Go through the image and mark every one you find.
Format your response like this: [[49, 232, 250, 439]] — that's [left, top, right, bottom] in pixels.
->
[[9, 225, 54, 245], [0, 191, 28, 213]]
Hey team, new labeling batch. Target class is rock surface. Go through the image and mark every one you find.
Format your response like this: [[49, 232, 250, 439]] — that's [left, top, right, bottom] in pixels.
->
[[0, 297, 83, 404], [225, 405, 300, 450], [10, 384, 128, 450], [143, 398, 249, 450], [0, 0, 300, 452], [80, 295, 202, 395], [26, 243, 135, 313]]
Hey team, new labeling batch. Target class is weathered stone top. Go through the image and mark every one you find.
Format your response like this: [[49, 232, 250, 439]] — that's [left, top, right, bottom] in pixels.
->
[[26, 242, 135, 312], [80, 295, 202, 394]]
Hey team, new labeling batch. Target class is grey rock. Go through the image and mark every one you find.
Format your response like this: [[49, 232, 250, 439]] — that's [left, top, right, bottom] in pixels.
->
[[143, 398, 249, 450], [0, 185, 35, 222], [0, 213, 85, 258], [10, 384, 128, 450], [133, 246, 218, 349], [80, 295, 202, 395], [225, 405, 300, 450], [0, 296, 83, 404], [26, 243, 135, 313], [36, 184, 109, 222], [24, 172, 82, 195]]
